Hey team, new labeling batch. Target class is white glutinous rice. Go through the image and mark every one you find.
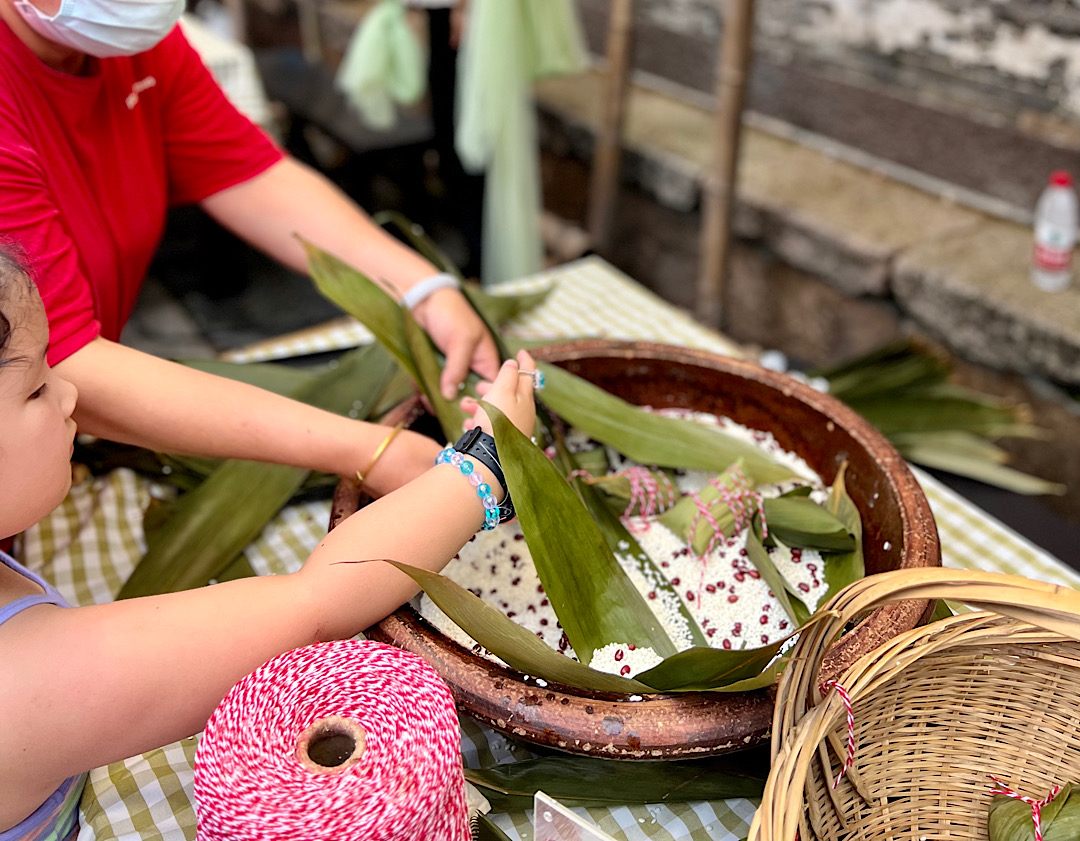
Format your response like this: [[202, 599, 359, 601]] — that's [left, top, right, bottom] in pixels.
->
[[418, 410, 832, 677]]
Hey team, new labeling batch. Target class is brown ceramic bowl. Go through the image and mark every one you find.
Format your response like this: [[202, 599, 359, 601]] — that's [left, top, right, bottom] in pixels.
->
[[329, 340, 941, 759]]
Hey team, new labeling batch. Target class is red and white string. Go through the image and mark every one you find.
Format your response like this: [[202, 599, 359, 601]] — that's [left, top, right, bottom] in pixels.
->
[[821, 679, 856, 790], [687, 467, 766, 604], [568, 466, 678, 532], [987, 776, 1063, 841], [194, 639, 469, 841]]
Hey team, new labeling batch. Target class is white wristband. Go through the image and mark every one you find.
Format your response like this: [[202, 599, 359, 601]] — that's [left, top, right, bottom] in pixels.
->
[[400, 273, 460, 309]]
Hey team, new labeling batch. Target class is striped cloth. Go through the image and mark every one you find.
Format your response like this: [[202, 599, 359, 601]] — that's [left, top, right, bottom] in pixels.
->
[[0, 774, 84, 841], [15, 256, 1076, 841]]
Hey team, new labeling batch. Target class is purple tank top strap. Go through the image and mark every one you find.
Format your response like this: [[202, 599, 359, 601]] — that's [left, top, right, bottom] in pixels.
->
[[0, 550, 67, 626]]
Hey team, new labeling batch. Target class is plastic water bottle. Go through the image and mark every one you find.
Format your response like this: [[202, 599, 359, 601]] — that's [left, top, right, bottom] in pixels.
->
[[1032, 170, 1077, 292]]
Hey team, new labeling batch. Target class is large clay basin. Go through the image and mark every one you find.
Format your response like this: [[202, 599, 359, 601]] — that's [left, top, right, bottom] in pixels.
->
[[330, 340, 941, 758]]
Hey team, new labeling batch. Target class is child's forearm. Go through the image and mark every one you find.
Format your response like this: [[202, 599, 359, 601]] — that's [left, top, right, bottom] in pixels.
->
[[54, 337, 440, 494], [298, 459, 500, 640]]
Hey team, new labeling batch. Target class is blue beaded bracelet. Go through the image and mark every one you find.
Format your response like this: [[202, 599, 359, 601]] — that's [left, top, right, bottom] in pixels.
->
[[436, 446, 503, 530]]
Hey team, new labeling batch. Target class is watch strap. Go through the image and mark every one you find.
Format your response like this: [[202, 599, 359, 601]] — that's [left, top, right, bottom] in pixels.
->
[[453, 427, 515, 523]]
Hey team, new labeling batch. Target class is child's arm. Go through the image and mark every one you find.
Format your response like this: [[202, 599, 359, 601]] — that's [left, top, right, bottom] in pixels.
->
[[55, 337, 439, 498], [0, 353, 535, 829]]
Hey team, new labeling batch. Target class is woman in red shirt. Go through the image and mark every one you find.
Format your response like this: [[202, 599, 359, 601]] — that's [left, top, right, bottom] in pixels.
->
[[0, 0, 500, 496]]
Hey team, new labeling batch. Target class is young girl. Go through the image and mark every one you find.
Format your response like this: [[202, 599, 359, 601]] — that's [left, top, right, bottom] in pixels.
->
[[0, 250, 537, 838]]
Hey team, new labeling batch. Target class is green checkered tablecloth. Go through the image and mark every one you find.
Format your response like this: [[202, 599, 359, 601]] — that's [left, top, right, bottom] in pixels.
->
[[19, 257, 1077, 841]]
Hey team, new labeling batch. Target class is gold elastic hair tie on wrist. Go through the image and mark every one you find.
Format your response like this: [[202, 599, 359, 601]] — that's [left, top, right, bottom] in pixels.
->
[[355, 422, 406, 486]]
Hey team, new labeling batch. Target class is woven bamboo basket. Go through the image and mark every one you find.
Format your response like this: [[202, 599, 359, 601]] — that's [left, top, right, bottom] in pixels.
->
[[749, 568, 1080, 841]]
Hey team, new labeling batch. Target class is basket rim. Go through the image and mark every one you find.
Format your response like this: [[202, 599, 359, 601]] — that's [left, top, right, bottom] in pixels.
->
[[751, 568, 1080, 841]]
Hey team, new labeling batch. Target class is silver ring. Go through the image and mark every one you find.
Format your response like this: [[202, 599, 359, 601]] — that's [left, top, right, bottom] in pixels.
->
[[517, 369, 545, 390]]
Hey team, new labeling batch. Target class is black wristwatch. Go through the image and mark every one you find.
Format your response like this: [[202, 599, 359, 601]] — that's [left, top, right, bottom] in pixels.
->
[[453, 427, 515, 523]]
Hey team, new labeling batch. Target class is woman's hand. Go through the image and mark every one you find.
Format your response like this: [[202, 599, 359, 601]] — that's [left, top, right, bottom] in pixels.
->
[[412, 288, 501, 399], [461, 350, 538, 439]]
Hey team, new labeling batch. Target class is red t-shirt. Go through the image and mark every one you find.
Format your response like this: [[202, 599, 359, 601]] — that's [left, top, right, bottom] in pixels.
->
[[0, 22, 284, 364]]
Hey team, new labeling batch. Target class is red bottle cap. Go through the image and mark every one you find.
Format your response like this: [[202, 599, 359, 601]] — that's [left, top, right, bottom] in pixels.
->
[[1050, 170, 1073, 187]]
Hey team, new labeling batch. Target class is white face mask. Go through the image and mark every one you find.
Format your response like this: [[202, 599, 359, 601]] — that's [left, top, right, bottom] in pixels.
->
[[13, 0, 185, 58]]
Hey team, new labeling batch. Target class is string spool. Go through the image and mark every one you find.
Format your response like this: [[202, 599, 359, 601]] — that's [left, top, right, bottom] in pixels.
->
[[194, 639, 470, 840]]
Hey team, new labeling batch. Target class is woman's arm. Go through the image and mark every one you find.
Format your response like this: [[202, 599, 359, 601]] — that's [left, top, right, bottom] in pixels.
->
[[201, 156, 500, 398], [0, 353, 535, 828], [55, 337, 437, 496]]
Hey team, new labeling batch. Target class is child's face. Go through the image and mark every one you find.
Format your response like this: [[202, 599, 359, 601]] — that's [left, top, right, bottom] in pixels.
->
[[0, 286, 78, 538]]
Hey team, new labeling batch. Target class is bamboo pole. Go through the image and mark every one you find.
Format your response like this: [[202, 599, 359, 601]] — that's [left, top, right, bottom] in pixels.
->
[[696, 0, 756, 326], [586, 0, 635, 253], [296, 0, 324, 64]]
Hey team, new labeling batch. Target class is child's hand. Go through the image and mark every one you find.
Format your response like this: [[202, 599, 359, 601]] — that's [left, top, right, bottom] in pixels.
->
[[461, 350, 537, 440]]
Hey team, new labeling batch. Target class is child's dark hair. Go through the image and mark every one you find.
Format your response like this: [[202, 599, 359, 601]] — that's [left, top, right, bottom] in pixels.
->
[[0, 244, 34, 368]]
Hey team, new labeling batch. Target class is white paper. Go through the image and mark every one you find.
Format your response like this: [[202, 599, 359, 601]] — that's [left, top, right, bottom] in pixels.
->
[[533, 792, 618, 841]]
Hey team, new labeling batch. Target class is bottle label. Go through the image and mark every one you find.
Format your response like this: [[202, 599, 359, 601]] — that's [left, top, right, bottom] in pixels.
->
[[1034, 242, 1073, 271]]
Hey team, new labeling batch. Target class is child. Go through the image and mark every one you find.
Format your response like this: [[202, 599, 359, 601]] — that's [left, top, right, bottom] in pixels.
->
[[0, 250, 537, 838]]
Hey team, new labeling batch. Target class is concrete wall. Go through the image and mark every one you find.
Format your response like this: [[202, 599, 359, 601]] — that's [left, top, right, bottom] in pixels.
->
[[578, 0, 1080, 147], [760, 0, 1080, 131], [576, 0, 1080, 213]]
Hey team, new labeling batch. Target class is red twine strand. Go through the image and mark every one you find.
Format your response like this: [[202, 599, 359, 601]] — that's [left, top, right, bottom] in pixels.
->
[[987, 776, 1063, 841], [687, 468, 766, 605], [821, 679, 856, 790], [194, 639, 469, 841], [569, 466, 677, 533]]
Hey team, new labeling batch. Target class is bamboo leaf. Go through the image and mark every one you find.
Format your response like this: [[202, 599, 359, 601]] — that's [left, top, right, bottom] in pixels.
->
[[585, 468, 678, 513], [485, 402, 676, 664], [369, 212, 555, 328], [812, 339, 940, 383], [928, 599, 955, 622], [161, 453, 221, 481], [300, 238, 419, 382], [657, 463, 746, 556], [370, 560, 649, 693], [891, 430, 1011, 464], [119, 460, 308, 598], [214, 555, 258, 583], [548, 433, 699, 643], [821, 463, 866, 602], [1041, 786, 1080, 841], [572, 473, 707, 649], [372, 210, 464, 279], [544, 431, 699, 646], [463, 282, 553, 329], [464, 754, 765, 810], [636, 634, 787, 692], [894, 436, 1065, 495], [848, 393, 1026, 438], [402, 307, 466, 441], [568, 446, 611, 477], [636, 610, 831, 693], [74, 439, 203, 491], [745, 527, 809, 626], [370, 365, 420, 419], [762, 496, 855, 552], [990, 783, 1075, 841], [824, 351, 949, 402], [537, 363, 798, 485], [120, 345, 398, 598]]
